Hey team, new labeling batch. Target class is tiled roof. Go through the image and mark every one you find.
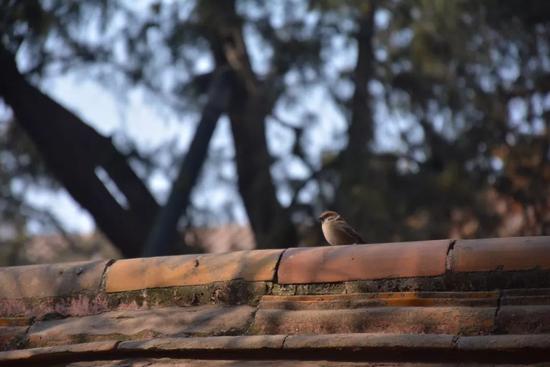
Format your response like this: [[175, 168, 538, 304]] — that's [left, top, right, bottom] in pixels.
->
[[1, 236, 550, 365]]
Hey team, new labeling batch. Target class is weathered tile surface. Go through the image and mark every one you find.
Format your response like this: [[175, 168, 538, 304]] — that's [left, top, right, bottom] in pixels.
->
[[0, 260, 109, 299], [0, 326, 27, 351], [0, 317, 31, 326], [457, 334, 550, 351], [496, 305, 550, 334], [253, 306, 495, 335], [259, 291, 499, 310], [283, 333, 455, 350], [451, 236, 550, 272], [65, 360, 424, 367], [119, 335, 285, 351], [277, 240, 450, 284], [27, 305, 255, 347], [106, 249, 283, 292], [0, 341, 117, 363], [501, 288, 550, 306], [0, 293, 110, 319]]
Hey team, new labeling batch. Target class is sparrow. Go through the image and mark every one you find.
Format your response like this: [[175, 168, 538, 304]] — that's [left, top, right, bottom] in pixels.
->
[[318, 210, 365, 246]]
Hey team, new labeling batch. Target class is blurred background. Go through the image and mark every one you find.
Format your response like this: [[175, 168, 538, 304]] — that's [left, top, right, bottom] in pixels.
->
[[0, 0, 549, 265]]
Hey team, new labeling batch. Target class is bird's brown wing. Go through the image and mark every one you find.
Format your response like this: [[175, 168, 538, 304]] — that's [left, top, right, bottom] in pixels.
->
[[339, 221, 365, 244]]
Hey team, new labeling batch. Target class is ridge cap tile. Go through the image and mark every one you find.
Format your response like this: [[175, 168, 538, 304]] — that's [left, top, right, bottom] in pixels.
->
[[277, 240, 450, 284], [452, 236, 550, 272], [105, 249, 284, 292], [0, 259, 109, 299]]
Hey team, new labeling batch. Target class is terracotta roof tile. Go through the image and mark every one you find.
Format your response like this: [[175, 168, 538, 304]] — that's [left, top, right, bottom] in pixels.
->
[[0, 260, 108, 299], [119, 335, 285, 351], [252, 306, 495, 335], [27, 305, 256, 347], [451, 236, 550, 272], [283, 333, 455, 350], [0, 341, 118, 363], [277, 240, 450, 284], [1, 236, 550, 364], [105, 249, 283, 292], [496, 305, 550, 334]]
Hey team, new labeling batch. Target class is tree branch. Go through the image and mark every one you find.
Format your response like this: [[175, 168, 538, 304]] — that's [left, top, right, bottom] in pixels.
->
[[0, 45, 159, 257]]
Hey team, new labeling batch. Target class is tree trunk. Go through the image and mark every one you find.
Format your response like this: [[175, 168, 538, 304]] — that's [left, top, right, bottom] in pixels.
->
[[345, 2, 377, 159], [203, 0, 298, 248], [0, 46, 158, 258], [142, 67, 234, 256], [333, 2, 378, 227], [227, 84, 297, 249]]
